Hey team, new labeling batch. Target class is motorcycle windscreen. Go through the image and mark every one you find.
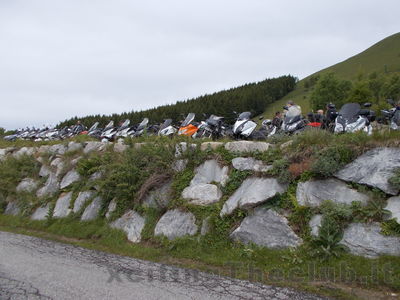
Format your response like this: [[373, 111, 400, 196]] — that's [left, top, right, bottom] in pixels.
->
[[283, 106, 301, 124], [181, 113, 195, 127], [393, 110, 400, 126], [104, 121, 114, 130], [206, 115, 223, 126], [160, 119, 172, 130], [238, 112, 251, 121], [338, 103, 361, 123], [88, 122, 99, 131], [120, 119, 130, 128], [137, 118, 149, 131]]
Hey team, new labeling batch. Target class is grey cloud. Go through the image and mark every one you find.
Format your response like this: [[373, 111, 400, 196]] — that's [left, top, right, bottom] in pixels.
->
[[0, 0, 399, 129]]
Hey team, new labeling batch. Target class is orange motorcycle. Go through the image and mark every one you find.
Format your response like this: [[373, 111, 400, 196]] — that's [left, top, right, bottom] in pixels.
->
[[178, 113, 199, 137]]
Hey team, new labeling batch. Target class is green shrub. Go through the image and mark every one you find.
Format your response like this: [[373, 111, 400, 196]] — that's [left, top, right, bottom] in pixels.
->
[[0, 155, 40, 198], [352, 199, 391, 222], [381, 219, 400, 237], [310, 216, 348, 261], [389, 168, 400, 191], [288, 206, 313, 238], [270, 158, 293, 184], [311, 146, 355, 177], [76, 153, 105, 177], [221, 169, 251, 196]]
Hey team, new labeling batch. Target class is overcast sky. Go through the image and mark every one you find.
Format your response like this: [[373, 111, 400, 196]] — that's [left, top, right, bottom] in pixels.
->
[[0, 0, 399, 129]]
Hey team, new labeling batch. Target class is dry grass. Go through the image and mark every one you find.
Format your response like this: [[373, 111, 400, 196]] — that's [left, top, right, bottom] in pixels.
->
[[136, 173, 171, 204]]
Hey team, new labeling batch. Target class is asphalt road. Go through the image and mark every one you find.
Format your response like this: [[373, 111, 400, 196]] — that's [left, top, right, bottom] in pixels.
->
[[0, 231, 327, 300]]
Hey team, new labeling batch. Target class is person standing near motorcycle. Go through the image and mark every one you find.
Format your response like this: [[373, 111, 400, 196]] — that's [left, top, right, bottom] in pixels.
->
[[272, 111, 283, 129]]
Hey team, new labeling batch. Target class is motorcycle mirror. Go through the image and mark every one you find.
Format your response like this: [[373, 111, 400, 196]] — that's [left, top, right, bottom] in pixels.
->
[[363, 102, 372, 108], [232, 111, 237, 115], [258, 116, 264, 120]]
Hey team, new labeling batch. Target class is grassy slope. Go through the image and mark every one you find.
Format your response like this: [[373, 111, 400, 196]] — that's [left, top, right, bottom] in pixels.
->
[[262, 32, 400, 118]]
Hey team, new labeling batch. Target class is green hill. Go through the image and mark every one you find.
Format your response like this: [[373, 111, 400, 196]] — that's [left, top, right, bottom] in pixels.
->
[[262, 32, 400, 117]]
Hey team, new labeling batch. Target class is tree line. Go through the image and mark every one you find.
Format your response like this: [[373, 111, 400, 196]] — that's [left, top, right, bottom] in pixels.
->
[[58, 75, 297, 128], [310, 72, 400, 111]]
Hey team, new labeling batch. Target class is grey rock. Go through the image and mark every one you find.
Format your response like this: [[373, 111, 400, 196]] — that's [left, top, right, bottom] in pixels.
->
[[191, 159, 229, 186], [70, 157, 82, 166], [0, 148, 8, 161], [89, 171, 103, 181], [111, 210, 145, 243], [232, 157, 272, 172], [81, 196, 102, 221], [172, 159, 188, 172], [335, 147, 400, 195], [175, 142, 197, 158], [201, 217, 211, 236], [36, 156, 46, 164], [280, 140, 293, 150], [39, 164, 52, 177], [84, 142, 106, 154], [36, 172, 60, 198], [67, 141, 83, 153], [50, 157, 63, 167], [385, 196, 400, 222], [53, 192, 73, 218], [182, 184, 222, 205], [221, 177, 288, 216], [296, 179, 369, 207], [105, 199, 117, 219], [60, 170, 81, 189], [225, 141, 270, 153], [200, 142, 224, 151], [31, 204, 51, 220], [143, 181, 172, 209], [4, 201, 20, 216], [340, 223, 400, 258], [73, 191, 94, 213], [114, 142, 128, 153], [309, 215, 323, 237], [16, 178, 39, 193], [50, 158, 65, 177], [13, 147, 36, 158], [37, 145, 51, 154], [48, 144, 67, 155], [230, 208, 302, 249], [154, 209, 198, 240]]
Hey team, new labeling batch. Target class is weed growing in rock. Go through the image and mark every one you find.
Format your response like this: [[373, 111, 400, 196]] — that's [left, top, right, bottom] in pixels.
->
[[381, 219, 400, 237], [270, 158, 293, 184], [389, 168, 400, 191], [310, 145, 355, 177], [288, 206, 313, 239], [309, 216, 348, 261], [221, 169, 252, 196]]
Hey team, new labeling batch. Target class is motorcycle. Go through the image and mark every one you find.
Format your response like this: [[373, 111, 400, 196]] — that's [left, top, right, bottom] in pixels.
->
[[259, 119, 278, 138], [100, 121, 117, 141], [133, 118, 149, 137], [282, 106, 306, 134], [334, 103, 375, 135], [158, 119, 177, 137], [381, 99, 400, 130], [178, 113, 199, 137], [194, 114, 225, 140], [231, 112, 258, 139]]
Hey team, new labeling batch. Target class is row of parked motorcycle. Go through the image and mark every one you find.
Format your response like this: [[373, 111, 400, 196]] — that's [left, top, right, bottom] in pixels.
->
[[3, 99, 400, 142]]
